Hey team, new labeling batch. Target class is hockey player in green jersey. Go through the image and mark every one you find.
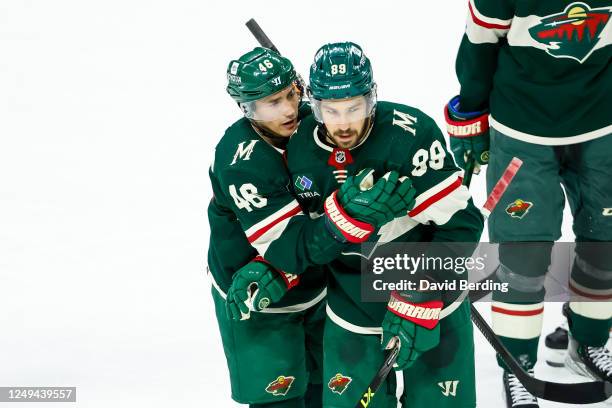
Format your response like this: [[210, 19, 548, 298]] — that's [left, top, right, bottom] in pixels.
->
[[444, 1, 612, 407], [208, 47, 415, 407], [283, 42, 484, 407]]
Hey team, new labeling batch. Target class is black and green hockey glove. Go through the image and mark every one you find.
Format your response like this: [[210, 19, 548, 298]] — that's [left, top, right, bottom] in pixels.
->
[[444, 95, 490, 171], [323, 169, 417, 243], [381, 288, 442, 371], [226, 257, 299, 321]]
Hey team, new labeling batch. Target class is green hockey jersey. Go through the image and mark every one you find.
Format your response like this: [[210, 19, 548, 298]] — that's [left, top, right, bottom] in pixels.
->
[[207, 108, 346, 309], [456, 0, 611, 144], [286, 101, 484, 329]]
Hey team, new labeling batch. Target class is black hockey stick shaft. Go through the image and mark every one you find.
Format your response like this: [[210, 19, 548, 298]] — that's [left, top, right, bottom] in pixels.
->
[[462, 152, 476, 188], [354, 344, 399, 408], [245, 19, 280, 54], [471, 303, 612, 403]]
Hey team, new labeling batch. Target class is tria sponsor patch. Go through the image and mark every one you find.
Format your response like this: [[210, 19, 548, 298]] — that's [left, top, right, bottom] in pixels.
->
[[529, 2, 611, 63], [328, 373, 352, 395], [265, 375, 295, 396], [295, 175, 313, 191], [505, 199, 533, 219]]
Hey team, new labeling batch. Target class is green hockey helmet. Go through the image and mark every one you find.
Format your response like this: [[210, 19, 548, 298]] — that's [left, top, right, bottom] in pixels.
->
[[307, 42, 377, 124], [226, 47, 302, 121]]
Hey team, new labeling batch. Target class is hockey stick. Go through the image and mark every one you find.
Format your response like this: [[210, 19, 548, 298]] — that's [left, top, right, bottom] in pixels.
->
[[357, 344, 400, 408], [463, 158, 612, 403], [462, 152, 476, 188], [462, 155, 504, 303], [246, 18, 280, 54]]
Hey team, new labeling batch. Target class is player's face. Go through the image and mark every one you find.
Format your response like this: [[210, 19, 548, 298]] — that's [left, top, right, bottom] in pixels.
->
[[320, 96, 368, 148], [252, 85, 301, 137]]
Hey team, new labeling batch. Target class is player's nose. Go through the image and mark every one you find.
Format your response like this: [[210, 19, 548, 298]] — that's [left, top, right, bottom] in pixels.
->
[[280, 99, 296, 118]]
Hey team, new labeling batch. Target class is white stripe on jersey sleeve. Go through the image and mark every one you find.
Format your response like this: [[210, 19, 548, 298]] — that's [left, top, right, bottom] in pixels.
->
[[245, 200, 303, 256], [245, 200, 302, 238], [409, 171, 470, 226], [466, 16, 510, 44], [469, 0, 512, 27], [250, 216, 294, 257], [465, 0, 511, 44]]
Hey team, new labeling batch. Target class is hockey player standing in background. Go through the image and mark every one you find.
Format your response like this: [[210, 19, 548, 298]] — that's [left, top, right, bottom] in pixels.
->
[[209, 47, 413, 407], [445, 1, 612, 407]]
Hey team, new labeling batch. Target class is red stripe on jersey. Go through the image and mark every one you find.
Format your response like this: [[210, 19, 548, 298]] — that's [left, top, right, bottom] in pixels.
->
[[491, 306, 544, 317], [569, 282, 612, 300], [408, 176, 463, 217], [469, 2, 511, 30], [247, 204, 302, 244]]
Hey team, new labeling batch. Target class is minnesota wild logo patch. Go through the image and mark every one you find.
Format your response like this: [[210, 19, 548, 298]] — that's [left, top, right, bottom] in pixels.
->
[[265, 375, 295, 396], [506, 199, 533, 219], [328, 373, 352, 395], [529, 2, 611, 63]]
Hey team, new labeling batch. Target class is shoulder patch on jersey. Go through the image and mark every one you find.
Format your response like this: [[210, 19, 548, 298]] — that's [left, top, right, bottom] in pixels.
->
[[528, 3, 611, 63], [392, 109, 418, 136], [231, 139, 259, 165]]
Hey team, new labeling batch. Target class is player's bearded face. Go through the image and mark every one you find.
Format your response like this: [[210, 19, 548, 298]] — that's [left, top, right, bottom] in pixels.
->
[[320, 96, 368, 148], [252, 85, 301, 137]]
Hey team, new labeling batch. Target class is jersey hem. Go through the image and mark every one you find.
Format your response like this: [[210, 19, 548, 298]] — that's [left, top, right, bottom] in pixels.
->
[[490, 116, 612, 145], [325, 291, 467, 335]]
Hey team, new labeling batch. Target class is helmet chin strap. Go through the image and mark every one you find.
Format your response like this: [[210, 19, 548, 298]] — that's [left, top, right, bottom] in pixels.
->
[[250, 120, 290, 150]]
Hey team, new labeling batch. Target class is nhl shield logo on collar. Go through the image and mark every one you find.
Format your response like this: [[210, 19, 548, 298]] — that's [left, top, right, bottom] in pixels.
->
[[328, 148, 354, 170]]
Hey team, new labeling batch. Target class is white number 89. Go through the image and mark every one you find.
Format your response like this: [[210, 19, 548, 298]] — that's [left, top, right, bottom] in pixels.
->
[[411, 140, 446, 177]]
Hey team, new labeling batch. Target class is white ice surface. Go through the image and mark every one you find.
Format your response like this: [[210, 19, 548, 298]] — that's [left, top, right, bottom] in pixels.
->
[[0, 1, 605, 407]]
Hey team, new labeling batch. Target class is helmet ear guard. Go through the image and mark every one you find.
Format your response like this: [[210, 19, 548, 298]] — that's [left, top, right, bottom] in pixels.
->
[[239, 103, 250, 115]]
